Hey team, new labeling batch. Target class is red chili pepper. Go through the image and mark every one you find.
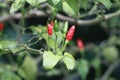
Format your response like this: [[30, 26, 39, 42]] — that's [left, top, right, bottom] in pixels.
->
[[66, 25, 75, 41], [47, 24, 53, 35], [0, 23, 4, 31], [77, 38, 84, 51]]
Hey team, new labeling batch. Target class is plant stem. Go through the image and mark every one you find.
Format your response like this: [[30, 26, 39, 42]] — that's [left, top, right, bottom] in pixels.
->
[[100, 59, 120, 80], [61, 40, 69, 53], [15, 44, 43, 55]]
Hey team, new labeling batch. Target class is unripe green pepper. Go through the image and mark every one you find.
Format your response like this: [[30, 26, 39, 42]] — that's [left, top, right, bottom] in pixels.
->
[[63, 21, 68, 34], [54, 20, 59, 32]]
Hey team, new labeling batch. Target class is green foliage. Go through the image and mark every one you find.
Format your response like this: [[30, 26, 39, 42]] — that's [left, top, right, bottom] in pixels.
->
[[77, 59, 89, 80], [1, 70, 21, 80], [26, 0, 37, 6], [97, 0, 112, 9], [62, 2, 75, 16], [78, 0, 89, 10], [43, 51, 75, 70], [19, 55, 38, 80], [10, 0, 25, 13], [0, 40, 17, 55], [63, 52, 75, 70], [91, 57, 101, 77], [46, 68, 61, 76], [47, 0, 63, 11], [17, 68, 27, 79], [43, 51, 62, 69], [63, 0, 79, 17], [65, 0, 79, 17], [37, 0, 47, 4], [102, 46, 118, 62]]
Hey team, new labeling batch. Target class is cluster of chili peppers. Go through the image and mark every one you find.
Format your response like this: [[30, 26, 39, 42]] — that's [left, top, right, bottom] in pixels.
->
[[47, 21, 85, 52], [47, 21, 75, 41]]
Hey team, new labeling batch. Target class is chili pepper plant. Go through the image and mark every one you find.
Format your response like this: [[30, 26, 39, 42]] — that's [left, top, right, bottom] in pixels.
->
[[0, 0, 120, 80], [43, 20, 76, 70]]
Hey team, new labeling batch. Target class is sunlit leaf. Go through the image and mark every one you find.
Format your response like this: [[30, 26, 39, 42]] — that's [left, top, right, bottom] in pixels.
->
[[37, 0, 47, 4], [26, 0, 37, 6], [10, 0, 25, 13], [47, 0, 63, 11], [43, 51, 62, 69], [63, 52, 75, 70], [65, 0, 79, 17]]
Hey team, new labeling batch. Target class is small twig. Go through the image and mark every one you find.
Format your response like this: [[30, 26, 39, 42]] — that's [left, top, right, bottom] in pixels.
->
[[23, 45, 43, 54], [14, 44, 44, 55], [100, 60, 120, 80]]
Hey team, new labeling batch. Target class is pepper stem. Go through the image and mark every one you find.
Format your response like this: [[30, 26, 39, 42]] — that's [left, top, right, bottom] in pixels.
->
[[61, 40, 69, 53]]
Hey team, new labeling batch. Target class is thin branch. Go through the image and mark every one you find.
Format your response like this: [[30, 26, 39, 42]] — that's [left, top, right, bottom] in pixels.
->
[[0, 9, 120, 26], [100, 60, 120, 80], [15, 44, 44, 55]]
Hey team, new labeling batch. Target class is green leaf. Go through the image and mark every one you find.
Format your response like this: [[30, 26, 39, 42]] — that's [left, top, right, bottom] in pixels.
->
[[103, 46, 118, 62], [26, 0, 37, 6], [91, 57, 101, 70], [63, 52, 75, 70], [77, 59, 89, 80], [62, 2, 75, 17], [65, 0, 79, 17], [43, 51, 62, 69], [30, 25, 46, 34], [97, 0, 112, 9], [91, 57, 101, 77], [10, 0, 25, 13], [37, 0, 47, 4], [1, 70, 21, 80], [46, 68, 61, 76], [21, 55, 37, 80], [43, 33, 56, 49], [47, 0, 63, 11], [0, 41, 17, 49], [17, 68, 27, 79], [78, 0, 88, 10], [0, 40, 17, 54], [56, 48, 62, 55]]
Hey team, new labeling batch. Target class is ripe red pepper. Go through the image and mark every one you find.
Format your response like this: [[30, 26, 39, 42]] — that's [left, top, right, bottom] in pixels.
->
[[77, 38, 84, 51], [0, 23, 4, 31], [47, 24, 53, 35], [66, 25, 75, 41]]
